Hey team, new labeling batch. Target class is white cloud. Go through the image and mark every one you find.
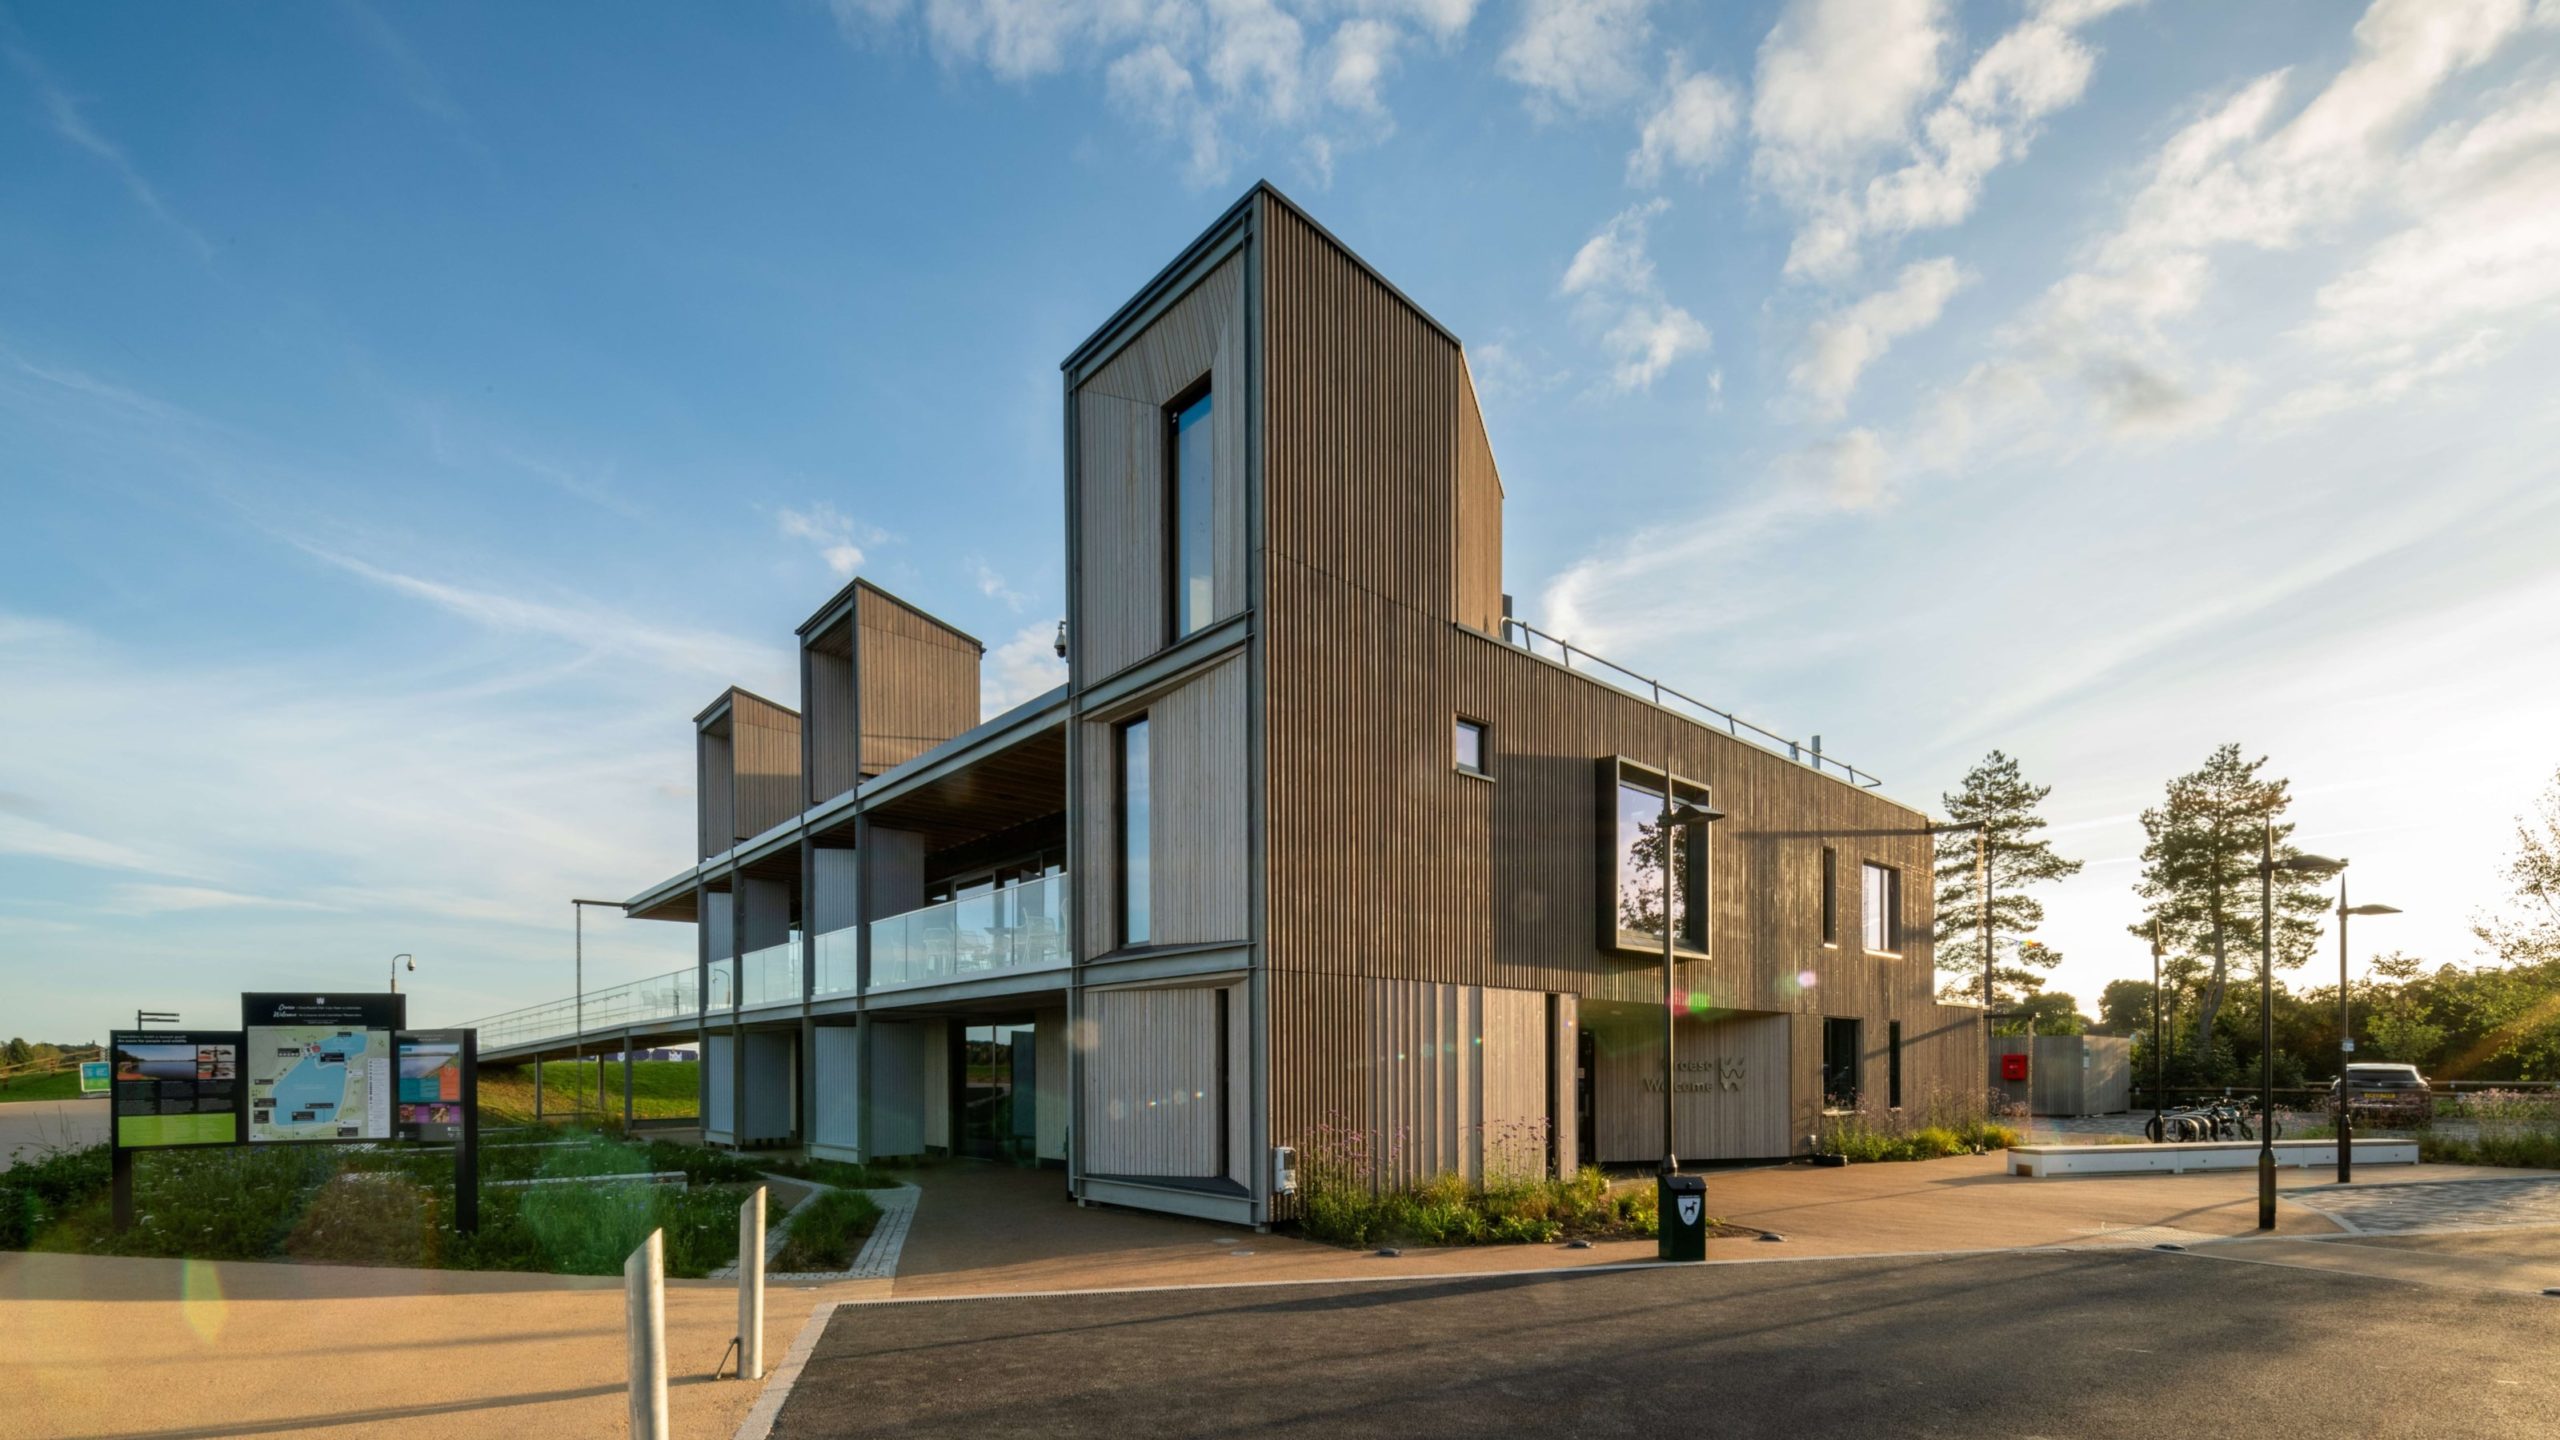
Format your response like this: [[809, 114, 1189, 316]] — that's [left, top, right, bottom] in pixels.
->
[[1501, 0, 1655, 117], [1752, 0, 2132, 280], [971, 557, 1032, 610], [981, 620, 1068, 717], [1627, 64, 1741, 185], [776, 503, 874, 578], [111, 884, 331, 914], [1789, 256, 1970, 415], [1780, 427, 1893, 510], [1326, 19, 1401, 114], [839, 0, 1484, 185], [0, 812, 168, 874], [1558, 200, 1711, 392]]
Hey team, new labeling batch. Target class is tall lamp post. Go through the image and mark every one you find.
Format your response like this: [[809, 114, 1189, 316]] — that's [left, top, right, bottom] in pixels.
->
[[1657, 789, 1725, 1183], [2149, 920, 2164, 1138], [390, 953, 414, 993], [2334, 876, 2400, 1184], [574, 898, 622, 1114], [2257, 827, 2344, 1230]]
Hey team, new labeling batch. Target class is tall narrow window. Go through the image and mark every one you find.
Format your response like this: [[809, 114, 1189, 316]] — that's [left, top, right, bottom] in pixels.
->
[[1168, 386, 1214, 639], [1116, 716, 1151, 946], [1615, 773, 1707, 950], [1820, 846, 1838, 946], [1888, 1021, 1904, 1109], [1861, 861, 1898, 954], [1822, 1018, 1862, 1110]]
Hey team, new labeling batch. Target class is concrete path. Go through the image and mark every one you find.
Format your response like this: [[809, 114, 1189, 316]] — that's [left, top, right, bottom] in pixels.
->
[[0, 1098, 106, 1169], [0, 1249, 848, 1440]]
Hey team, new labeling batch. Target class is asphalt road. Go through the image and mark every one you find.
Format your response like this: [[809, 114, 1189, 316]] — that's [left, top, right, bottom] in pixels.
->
[[0, 1098, 104, 1168], [775, 1248, 2560, 1439]]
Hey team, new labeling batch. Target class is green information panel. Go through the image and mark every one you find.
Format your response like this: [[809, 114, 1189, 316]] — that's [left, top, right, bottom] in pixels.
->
[[109, 1031, 243, 1148], [79, 1061, 110, 1094]]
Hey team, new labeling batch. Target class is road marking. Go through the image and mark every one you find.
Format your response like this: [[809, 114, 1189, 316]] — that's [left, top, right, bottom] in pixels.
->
[[732, 1299, 843, 1440]]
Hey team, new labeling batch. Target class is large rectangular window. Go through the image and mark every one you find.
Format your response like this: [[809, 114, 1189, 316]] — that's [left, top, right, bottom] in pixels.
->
[[1822, 1018, 1862, 1110], [1116, 716, 1151, 946], [1615, 774, 1707, 950], [1168, 386, 1214, 639], [1861, 861, 1898, 954]]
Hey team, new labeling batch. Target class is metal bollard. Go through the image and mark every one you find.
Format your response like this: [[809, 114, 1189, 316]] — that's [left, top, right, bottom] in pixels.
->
[[625, 1228, 669, 1440], [738, 1185, 766, 1381]]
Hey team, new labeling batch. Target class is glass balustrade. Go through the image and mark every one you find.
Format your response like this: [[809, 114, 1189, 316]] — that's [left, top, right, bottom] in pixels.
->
[[871, 871, 1071, 991], [462, 964, 706, 1049], [706, 956, 736, 1014], [739, 939, 800, 1008], [814, 925, 860, 997]]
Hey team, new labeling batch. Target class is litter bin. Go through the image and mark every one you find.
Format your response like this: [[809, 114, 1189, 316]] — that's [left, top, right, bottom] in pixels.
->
[[1658, 1173, 1708, 1262]]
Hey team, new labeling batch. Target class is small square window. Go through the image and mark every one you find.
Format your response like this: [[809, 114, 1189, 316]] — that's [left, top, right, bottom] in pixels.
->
[[1455, 718, 1489, 776]]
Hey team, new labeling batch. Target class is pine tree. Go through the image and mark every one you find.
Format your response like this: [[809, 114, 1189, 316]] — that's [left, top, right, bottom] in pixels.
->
[[1932, 751, 2082, 1006], [2128, 743, 2331, 1062]]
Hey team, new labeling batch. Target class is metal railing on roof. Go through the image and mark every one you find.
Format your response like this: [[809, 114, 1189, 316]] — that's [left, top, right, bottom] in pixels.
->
[[1499, 617, 1884, 789]]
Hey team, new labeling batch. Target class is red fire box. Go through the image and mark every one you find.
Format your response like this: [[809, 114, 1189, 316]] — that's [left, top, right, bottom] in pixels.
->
[[2000, 1052, 2030, 1082]]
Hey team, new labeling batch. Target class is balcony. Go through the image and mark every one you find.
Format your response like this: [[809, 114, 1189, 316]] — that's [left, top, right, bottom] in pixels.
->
[[871, 871, 1071, 991], [815, 925, 859, 998], [739, 939, 799, 1008]]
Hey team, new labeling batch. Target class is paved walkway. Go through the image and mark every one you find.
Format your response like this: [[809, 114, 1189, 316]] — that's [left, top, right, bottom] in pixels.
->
[[2285, 1176, 2560, 1234], [0, 1098, 106, 1169]]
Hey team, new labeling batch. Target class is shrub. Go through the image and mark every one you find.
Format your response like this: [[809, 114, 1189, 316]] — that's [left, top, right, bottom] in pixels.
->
[[772, 1187, 883, 1271], [760, 1156, 898, 1190], [1812, 1092, 2020, 1162]]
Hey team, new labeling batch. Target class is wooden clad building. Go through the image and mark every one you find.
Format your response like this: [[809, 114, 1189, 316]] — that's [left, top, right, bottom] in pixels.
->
[[620, 182, 1981, 1230]]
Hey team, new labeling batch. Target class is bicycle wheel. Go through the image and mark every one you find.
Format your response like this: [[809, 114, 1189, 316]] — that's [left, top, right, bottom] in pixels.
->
[[2267, 1116, 2283, 1141], [2236, 1117, 2254, 1141], [2144, 1115, 2166, 1144]]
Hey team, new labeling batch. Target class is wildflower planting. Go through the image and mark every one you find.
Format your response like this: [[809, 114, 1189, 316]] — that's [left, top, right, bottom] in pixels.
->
[[1291, 1115, 1682, 1248]]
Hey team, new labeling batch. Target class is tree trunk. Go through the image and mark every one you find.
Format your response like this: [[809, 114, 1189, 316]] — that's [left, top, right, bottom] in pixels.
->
[[2191, 877, 2228, 1061]]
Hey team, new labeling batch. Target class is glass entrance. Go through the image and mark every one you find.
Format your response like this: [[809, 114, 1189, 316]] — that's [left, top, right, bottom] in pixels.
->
[[957, 1022, 1036, 1163]]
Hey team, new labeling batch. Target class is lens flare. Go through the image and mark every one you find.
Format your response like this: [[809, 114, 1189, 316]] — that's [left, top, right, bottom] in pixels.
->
[[181, 1257, 226, 1344]]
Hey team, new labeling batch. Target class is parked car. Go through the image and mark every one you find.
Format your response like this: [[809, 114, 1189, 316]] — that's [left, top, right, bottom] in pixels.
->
[[2330, 1063, 2433, 1125]]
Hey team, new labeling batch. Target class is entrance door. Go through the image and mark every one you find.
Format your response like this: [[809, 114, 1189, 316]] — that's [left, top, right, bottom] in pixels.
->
[[956, 1022, 1035, 1163], [1575, 1028, 1596, 1167]]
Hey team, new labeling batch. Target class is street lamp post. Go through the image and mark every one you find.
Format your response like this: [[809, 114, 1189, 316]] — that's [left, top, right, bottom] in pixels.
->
[[390, 953, 414, 993], [2149, 920, 2164, 1137], [2335, 879, 2401, 1184], [574, 899, 622, 1115], [2257, 827, 2345, 1230], [1657, 789, 1726, 1183]]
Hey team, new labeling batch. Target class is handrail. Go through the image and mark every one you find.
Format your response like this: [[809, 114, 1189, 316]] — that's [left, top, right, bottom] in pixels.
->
[[1498, 617, 1885, 788]]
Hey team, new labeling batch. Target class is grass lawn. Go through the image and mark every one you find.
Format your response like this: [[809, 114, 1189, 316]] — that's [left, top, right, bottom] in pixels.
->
[[475, 1059, 698, 1125], [0, 1070, 91, 1103]]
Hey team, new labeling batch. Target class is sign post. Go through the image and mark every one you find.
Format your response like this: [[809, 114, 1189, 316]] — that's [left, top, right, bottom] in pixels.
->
[[106, 1029, 246, 1233]]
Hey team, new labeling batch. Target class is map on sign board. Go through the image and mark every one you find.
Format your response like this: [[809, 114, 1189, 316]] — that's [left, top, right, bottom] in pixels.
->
[[241, 994, 403, 1142]]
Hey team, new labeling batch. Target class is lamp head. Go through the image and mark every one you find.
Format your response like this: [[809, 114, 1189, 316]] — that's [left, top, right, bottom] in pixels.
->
[[2343, 903, 2401, 916], [2270, 853, 2347, 876], [1669, 801, 1726, 828]]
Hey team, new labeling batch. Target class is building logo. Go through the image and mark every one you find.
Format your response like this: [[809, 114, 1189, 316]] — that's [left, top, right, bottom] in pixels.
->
[[1677, 1195, 1701, 1226], [1720, 1057, 1745, 1092]]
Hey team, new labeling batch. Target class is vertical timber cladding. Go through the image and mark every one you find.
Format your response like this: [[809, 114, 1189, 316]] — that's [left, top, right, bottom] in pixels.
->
[[728, 691, 804, 841], [1586, 1010, 1791, 1161], [1364, 980, 1549, 1184], [803, 621, 858, 805], [1084, 982, 1248, 1184], [1072, 251, 1249, 682], [1254, 189, 1956, 1171], [1072, 652, 1251, 957], [853, 585, 982, 776]]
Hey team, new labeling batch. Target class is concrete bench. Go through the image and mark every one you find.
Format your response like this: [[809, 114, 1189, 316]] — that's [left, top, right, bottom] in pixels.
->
[[2007, 1139, 2418, 1177]]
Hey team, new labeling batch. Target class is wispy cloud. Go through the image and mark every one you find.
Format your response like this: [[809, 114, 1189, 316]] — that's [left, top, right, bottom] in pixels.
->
[[2, 35, 215, 262], [980, 620, 1067, 717], [775, 503, 880, 579], [1559, 199, 1712, 392]]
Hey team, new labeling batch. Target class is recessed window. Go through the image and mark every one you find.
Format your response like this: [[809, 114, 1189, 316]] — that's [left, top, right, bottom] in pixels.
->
[[1820, 845, 1838, 947], [1168, 386, 1214, 639], [1116, 716, 1151, 946], [1614, 771, 1708, 951], [1455, 718, 1489, 776], [1861, 861, 1899, 955], [1824, 1018, 1863, 1110]]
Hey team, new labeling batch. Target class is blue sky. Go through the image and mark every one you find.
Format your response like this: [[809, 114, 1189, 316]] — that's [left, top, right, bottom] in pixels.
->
[[5, 0, 2557, 1042]]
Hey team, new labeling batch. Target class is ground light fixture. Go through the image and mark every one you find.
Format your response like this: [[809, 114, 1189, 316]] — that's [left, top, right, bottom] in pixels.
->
[[390, 953, 414, 994], [2335, 881, 2401, 1183], [2257, 832, 2345, 1229], [1656, 788, 1723, 1262]]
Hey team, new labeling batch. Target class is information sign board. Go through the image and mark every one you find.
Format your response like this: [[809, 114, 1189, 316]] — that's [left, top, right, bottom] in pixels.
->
[[108, 1031, 244, 1148], [241, 993, 406, 1143], [396, 1031, 470, 1140], [79, 1060, 111, 1094]]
